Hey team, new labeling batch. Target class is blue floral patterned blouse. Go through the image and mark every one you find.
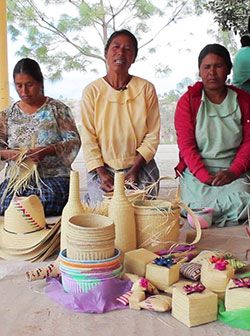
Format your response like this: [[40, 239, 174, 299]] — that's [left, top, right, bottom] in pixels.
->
[[0, 97, 81, 178]]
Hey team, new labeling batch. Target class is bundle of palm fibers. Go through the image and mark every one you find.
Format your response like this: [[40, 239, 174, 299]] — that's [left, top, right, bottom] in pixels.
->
[[1, 149, 43, 204]]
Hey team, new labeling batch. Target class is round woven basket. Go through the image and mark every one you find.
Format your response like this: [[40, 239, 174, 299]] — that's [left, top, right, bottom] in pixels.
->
[[133, 199, 180, 252], [200, 260, 235, 299], [66, 214, 115, 260], [59, 248, 121, 269], [61, 269, 123, 294], [59, 248, 123, 294]]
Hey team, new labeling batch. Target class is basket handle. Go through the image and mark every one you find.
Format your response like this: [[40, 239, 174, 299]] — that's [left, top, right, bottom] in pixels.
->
[[144, 175, 179, 198], [178, 202, 202, 245]]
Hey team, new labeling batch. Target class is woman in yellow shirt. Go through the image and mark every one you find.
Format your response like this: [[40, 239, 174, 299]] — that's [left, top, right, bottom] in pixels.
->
[[80, 29, 160, 205]]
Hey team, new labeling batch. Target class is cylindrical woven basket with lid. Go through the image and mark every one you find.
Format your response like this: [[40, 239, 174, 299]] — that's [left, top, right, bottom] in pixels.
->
[[66, 214, 115, 260]]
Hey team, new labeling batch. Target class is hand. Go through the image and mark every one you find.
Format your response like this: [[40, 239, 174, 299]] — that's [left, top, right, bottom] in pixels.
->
[[124, 153, 145, 188], [96, 167, 114, 192], [0, 149, 21, 161], [210, 170, 237, 186], [125, 170, 139, 189], [205, 176, 214, 185], [26, 147, 46, 163], [26, 145, 56, 163]]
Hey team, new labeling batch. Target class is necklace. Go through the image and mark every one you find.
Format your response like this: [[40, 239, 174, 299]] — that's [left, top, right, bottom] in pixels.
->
[[104, 75, 132, 91]]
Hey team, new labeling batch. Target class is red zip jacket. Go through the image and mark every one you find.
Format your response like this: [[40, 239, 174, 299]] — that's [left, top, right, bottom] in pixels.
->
[[174, 81, 250, 183]]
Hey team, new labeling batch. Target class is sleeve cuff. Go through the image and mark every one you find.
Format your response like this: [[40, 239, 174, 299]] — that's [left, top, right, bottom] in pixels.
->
[[136, 146, 155, 163], [194, 168, 213, 184], [86, 159, 104, 173]]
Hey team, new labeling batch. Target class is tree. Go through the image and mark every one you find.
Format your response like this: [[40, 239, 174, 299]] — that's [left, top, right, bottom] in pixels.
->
[[7, 0, 204, 80], [205, 0, 250, 35]]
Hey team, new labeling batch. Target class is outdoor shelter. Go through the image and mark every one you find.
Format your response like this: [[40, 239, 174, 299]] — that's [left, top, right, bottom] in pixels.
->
[[0, 0, 9, 111]]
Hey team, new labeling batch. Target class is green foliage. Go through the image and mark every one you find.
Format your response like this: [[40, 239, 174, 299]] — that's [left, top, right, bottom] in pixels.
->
[[205, 0, 250, 35], [79, 2, 104, 26], [134, 0, 158, 19], [154, 64, 172, 78], [6, 0, 202, 80]]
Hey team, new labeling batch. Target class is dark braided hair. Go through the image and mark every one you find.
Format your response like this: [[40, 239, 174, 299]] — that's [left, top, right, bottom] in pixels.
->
[[13, 58, 44, 94]]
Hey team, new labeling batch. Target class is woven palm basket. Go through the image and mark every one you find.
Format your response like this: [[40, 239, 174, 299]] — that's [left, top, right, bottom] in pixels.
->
[[66, 214, 115, 261], [132, 177, 202, 252], [200, 260, 235, 299], [101, 188, 146, 217], [133, 199, 180, 252]]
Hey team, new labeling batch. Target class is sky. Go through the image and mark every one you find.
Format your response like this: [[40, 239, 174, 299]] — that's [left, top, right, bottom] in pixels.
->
[[7, 11, 238, 101]]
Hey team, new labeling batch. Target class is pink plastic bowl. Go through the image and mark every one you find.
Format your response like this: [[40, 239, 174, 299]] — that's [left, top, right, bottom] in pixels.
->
[[187, 207, 213, 229]]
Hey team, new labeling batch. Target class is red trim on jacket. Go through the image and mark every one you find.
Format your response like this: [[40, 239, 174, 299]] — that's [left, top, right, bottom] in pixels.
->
[[174, 81, 250, 183]]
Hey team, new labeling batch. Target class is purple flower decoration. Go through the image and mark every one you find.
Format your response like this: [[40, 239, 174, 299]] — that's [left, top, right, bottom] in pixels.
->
[[232, 277, 250, 288], [183, 283, 206, 295]]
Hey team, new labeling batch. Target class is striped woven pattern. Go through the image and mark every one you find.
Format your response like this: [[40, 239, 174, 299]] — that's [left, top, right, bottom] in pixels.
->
[[13, 197, 43, 230]]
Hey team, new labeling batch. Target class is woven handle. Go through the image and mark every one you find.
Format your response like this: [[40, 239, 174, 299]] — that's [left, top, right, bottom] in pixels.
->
[[179, 202, 202, 245], [145, 175, 179, 200]]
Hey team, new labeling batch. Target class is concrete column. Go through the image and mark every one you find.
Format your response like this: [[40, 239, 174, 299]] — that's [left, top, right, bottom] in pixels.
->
[[0, 0, 10, 111]]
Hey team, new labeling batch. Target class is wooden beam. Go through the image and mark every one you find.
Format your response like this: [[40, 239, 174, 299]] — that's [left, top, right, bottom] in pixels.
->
[[0, 0, 10, 111]]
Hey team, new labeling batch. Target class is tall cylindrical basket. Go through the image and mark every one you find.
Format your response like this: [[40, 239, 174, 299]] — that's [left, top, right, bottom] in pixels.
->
[[108, 172, 137, 253], [60, 170, 84, 251]]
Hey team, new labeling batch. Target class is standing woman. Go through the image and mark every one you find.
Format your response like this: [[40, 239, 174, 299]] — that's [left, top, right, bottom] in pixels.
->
[[0, 58, 81, 216], [81, 29, 160, 206], [174, 44, 250, 227], [232, 35, 250, 93]]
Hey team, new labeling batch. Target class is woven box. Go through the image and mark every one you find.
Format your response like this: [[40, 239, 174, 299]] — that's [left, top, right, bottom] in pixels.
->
[[124, 248, 158, 277], [172, 285, 218, 327], [225, 279, 250, 311], [145, 263, 180, 291]]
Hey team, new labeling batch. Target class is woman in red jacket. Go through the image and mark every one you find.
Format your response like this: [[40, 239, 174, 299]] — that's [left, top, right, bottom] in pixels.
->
[[174, 44, 250, 227]]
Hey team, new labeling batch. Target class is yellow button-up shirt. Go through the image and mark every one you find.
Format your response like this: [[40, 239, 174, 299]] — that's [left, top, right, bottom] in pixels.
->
[[80, 76, 160, 172]]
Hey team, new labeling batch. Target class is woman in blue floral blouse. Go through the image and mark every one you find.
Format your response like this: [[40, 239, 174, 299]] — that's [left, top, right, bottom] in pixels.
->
[[0, 58, 81, 216]]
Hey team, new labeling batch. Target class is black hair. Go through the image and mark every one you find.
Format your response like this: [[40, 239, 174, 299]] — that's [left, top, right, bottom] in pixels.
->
[[104, 29, 138, 60], [240, 35, 250, 47], [13, 58, 44, 92], [198, 44, 232, 73]]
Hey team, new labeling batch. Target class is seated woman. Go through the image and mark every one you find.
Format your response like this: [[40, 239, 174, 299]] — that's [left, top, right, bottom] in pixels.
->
[[80, 29, 160, 206], [0, 58, 81, 216], [174, 44, 250, 227]]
